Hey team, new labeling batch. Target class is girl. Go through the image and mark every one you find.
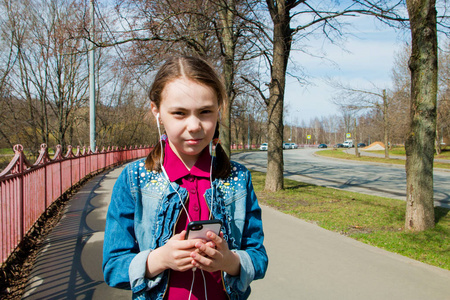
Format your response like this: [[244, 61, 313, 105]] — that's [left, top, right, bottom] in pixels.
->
[[102, 56, 268, 300]]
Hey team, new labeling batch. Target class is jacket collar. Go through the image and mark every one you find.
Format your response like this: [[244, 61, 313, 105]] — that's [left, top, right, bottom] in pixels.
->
[[163, 142, 211, 182]]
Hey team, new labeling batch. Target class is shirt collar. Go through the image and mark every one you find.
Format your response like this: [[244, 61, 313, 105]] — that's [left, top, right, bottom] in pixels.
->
[[163, 142, 212, 182]]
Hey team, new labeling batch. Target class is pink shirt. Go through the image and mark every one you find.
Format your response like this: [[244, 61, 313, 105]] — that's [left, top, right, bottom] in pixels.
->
[[163, 143, 227, 300]]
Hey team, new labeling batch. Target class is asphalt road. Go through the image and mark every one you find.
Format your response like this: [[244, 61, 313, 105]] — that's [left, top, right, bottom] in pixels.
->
[[232, 148, 450, 208]]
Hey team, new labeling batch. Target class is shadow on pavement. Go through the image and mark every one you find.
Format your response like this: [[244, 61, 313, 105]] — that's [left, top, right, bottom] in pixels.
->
[[22, 167, 130, 299]]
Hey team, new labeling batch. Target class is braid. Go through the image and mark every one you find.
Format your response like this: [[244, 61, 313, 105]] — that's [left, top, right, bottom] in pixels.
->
[[211, 122, 231, 179], [145, 140, 164, 172]]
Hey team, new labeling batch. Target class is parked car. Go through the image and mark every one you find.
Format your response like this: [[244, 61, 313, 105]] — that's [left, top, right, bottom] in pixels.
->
[[334, 143, 344, 148], [283, 143, 291, 149], [259, 143, 268, 151], [318, 144, 327, 148], [357, 143, 366, 147], [290, 143, 298, 149], [343, 140, 354, 148]]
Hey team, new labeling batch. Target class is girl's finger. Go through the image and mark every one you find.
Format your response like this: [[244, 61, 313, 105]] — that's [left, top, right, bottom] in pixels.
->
[[207, 231, 228, 251], [194, 240, 219, 258], [206, 231, 222, 244], [178, 230, 187, 240], [176, 238, 205, 250], [205, 240, 217, 248], [190, 252, 213, 268]]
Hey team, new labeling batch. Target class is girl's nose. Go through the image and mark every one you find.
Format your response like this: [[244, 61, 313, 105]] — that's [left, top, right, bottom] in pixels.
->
[[186, 116, 202, 132]]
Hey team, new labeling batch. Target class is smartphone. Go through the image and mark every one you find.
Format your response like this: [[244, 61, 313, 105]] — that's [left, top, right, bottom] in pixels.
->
[[185, 219, 222, 241]]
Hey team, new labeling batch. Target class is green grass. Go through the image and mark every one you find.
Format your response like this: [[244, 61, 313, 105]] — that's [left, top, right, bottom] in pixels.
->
[[436, 149, 450, 160], [358, 145, 450, 159], [318, 149, 405, 165], [363, 149, 405, 156], [0, 148, 14, 155], [0, 148, 57, 172], [317, 148, 450, 170], [251, 170, 450, 271], [0, 149, 15, 171]]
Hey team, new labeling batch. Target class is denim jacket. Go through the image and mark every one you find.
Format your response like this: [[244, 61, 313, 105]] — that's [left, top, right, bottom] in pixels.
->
[[102, 158, 268, 299]]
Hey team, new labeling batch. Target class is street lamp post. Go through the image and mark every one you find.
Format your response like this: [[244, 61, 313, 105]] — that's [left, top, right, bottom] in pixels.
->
[[89, 0, 96, 151]]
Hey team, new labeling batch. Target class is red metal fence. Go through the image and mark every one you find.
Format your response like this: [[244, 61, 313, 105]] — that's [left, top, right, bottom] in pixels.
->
[[0, 143, 152, 265]]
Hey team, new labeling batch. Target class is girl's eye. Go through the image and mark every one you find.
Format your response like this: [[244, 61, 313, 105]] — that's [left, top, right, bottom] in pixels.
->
[[201, 110, 212, 114], [172, 111, 185, 116]]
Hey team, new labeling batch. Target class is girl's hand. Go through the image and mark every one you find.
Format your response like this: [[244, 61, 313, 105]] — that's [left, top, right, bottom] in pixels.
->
[[146, 230, 203, 278], [190, 231, 241, 276]]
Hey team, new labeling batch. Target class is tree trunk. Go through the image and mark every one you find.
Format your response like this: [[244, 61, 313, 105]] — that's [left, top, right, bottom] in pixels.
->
[[220, 54, 234, 157], [220, 105, 232, 156], [404, 0, 437, 231], [218, 0, 236, 157], [265, 0, 293, 191], [354, 118, 359, 157], [266, 95, 284, 191], [383, 89, 390, 159]]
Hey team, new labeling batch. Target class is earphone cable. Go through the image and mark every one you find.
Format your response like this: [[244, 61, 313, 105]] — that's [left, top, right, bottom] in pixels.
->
[[156, 113, 192, 223], [201, 270, 208, 300], [209, 141, 214, 220], [188, 269, 196, 300], [156, 114, 213, 300]]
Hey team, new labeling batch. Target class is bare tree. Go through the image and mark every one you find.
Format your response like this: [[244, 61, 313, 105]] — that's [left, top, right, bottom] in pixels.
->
[[250, 1, 326, 190], [0, 0, 18, 149], [330, 81, 392, 158], [390, 45, 411, 145], [436, 41, 450, 154], [107, 0, 261, 157], [244, 0, 407, 191], [3, 0, 89, 152], [1, 0, 45, 152]]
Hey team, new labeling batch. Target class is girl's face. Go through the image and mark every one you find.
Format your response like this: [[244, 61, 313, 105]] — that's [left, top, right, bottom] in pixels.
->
[[152, 77, 219, 168]]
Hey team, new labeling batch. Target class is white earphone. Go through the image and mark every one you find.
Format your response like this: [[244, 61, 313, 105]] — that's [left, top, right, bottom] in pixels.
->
[[155, 110, 214, 300], [156, 112, 161, 129]]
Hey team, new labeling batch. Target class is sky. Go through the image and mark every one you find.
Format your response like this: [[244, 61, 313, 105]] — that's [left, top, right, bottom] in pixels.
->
[[284, 14, 408, 125]]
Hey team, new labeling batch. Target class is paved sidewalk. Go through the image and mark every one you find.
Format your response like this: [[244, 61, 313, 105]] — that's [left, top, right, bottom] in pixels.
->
[[251, 207, 450, 300], [23, 166, 130, 299], [23, 164, 450, 299]]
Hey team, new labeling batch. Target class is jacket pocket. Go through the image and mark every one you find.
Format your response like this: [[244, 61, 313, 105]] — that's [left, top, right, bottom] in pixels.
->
[[224, 189, 246, 206], [135, 190, 162, 249]]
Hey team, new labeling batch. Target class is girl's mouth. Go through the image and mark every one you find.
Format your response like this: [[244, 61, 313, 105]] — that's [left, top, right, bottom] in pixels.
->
[[185, 139, 202, 145]]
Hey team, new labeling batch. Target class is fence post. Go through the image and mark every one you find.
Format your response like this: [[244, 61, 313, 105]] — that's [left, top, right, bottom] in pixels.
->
[[15, 145, 25, 242]]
